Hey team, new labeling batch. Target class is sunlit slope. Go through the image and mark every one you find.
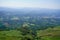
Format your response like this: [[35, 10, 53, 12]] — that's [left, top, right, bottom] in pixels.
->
[[0, 26, 60, 40], [37, 26, 60, 40]]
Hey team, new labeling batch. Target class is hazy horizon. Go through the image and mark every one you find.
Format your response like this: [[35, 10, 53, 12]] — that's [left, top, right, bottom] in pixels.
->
[[0, 0, 60, 9]]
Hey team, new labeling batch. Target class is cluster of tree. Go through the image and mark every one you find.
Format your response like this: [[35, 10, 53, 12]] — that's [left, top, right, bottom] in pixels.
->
[[0, 21, 60, 40], [0, 24, 60, 40]]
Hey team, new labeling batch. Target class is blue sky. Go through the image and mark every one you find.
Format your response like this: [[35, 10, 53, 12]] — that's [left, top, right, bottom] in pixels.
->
[[0, 0, 60, 9]]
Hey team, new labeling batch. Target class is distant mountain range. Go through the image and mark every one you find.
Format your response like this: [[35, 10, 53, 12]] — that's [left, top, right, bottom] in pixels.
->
[[0, 7, 60, 18]]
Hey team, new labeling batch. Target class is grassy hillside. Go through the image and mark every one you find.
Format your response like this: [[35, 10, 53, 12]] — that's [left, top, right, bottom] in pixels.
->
[[0, 26, 60, 40], [37, 26, 60, 40]]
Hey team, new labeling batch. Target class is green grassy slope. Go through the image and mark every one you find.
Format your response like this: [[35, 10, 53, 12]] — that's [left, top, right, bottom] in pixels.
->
[[37, 26, 60, 40], [0, 26, 60, 40]]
